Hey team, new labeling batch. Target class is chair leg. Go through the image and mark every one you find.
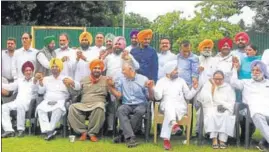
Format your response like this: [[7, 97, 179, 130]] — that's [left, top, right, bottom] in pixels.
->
[[154, 121, 157, 144], [245, 116, 250, 149], [63, 114, 67, 138], [186, 125, 190, 145]]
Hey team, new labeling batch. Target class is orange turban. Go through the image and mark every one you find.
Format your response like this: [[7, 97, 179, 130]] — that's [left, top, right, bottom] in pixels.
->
[[89, 59, 104, 71], [198, 39, 214, 52], [234, 32, 249, 44], [137, 29, 153, 43], [79, 31, 93, 45]]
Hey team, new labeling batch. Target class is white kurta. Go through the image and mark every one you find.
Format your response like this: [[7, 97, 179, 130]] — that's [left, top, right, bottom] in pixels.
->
[[11, 47, 38, 79], [213, 53, 233, 83], [90, 45, 106, 52], [54, 47, 77, 79], [154, 77, 198, 139], [261, 49, 269, 72], [157, 51, 177, 80], [2, 77, 38, 110], [198, 55, 216, 86], [197, 81, 236, 137], [2, 50, 14, 80], [2, 77, 38, 132], [104, 52, 140, 79], [230, 68, 269, 118], [74, 48, 100, 82], [36, 75, 81, 116]]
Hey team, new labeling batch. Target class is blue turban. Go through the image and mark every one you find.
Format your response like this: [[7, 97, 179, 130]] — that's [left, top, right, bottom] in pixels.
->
[[130, 29, 139, 38], [251, 60, 269, 78]]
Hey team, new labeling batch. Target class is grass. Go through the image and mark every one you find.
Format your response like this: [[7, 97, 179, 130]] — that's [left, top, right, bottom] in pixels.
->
[[2, 110, 264, 152]]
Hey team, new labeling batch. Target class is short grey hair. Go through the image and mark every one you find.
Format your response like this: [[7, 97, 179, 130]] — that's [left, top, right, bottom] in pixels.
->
[[122, 62, 135, 71]]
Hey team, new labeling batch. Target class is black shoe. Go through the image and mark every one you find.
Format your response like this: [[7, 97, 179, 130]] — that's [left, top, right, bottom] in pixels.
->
[[17, 130, 25, 138], [113, 134, 125, 143], [134, 130, 143, 136], [44, 130, 57, 141], [105, 130, 113, 136], [126, 137, 138, 148], [1, 131, 15, 138], [256, 142, 268, 152]]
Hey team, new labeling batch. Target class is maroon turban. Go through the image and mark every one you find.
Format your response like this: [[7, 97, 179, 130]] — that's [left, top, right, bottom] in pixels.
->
[[218, 38, 233, 51], [234, 32, 250, 44], [21, 61, 34, 73], [130, 29, 139, 38]]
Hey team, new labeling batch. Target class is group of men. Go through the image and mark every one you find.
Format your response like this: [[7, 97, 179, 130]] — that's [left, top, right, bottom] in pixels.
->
[[1, 29, 269, 150]]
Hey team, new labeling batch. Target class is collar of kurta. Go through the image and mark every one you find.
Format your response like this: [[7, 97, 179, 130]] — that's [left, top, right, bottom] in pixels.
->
[[23, 47, 33, 52], [160, 50, 170, 55], [125, 73, 137, 81], [5, 50, 14, 57], [60, 47, 70, 51], [23, 77, 33, 82], [178, 52, 193, 59], [250, 78, 267, 83]]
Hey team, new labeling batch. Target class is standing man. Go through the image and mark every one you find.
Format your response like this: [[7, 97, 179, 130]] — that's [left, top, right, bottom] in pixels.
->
[[100, 33, 115, 60], [214, 37, 234, 83], [231, 32, 249, 61], [2, 37, 16, 83], [54, 33, 77, 79], [35, 35, 56, 76], [131, 29, 159, 83], [157, 37, 177, 80], [12, 32, 39, 80], [125, 29, 139, 53], [91, 33, 106, 52], [197, 39, 215, 86], [74, 31, 100, 82], [177, 40, 199, 88]]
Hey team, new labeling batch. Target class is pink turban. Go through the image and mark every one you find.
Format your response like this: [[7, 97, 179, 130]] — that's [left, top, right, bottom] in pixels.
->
[[21, 61, 34, 73], [218, 37, 233, 51], [113, 36, 126, 50], [234, 32, 250, 44]]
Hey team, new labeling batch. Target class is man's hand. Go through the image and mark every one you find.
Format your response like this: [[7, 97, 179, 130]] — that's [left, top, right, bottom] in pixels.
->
[[76, 50, 82, 61], [209, 78, 216, 96], [232, 56, 240, 70], [198, 66, 204, 73], [63, 78, 74, 88], [121, 50, 130, 60], [34, 72, 43, 84], [106, 76, 115, 87], [145, 80, 155, 89], [62, 56, 70, 62]]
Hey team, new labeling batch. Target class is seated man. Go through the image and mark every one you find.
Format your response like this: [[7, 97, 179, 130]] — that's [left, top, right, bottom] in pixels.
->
[[2, 61, 38, 138], [153, 61, 199, 150], [68, 59, 116, 142], [231, 60, 269, 151], [109, 62, 154, 148], [36, 58, 80, 141]]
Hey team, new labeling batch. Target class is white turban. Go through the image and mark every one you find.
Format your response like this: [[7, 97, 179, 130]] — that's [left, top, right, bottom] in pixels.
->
[[164, 60, 178, 74]]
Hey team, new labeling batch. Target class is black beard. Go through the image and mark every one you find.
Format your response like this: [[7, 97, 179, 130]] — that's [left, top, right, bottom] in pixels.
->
[[92, 72, 101, 78], [47, 47, 55, 52], [114, 49, 122, 55], [81, 44, 89, 50], [237, 43, 246, 49]]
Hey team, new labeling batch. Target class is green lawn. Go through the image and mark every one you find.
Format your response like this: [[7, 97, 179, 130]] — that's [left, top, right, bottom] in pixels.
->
[[2, 133, 262, 152], [2, 110, 264, 152]]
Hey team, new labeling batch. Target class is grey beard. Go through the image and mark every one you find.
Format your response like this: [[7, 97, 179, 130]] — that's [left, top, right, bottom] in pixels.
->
[[47, 47, 55, 52], [251, 74, 264, 81]]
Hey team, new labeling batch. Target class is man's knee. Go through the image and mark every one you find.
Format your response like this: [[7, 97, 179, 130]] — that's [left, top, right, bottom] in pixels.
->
[[117, 105, 129, 116], [134, 106, 146, 116]]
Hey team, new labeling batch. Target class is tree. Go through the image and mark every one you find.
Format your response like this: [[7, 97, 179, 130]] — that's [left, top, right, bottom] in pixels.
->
[[235, 1, 269, 32], [1, 1, 122, 26], [151, 0, 242, 54], [113, 12, 152, 28]]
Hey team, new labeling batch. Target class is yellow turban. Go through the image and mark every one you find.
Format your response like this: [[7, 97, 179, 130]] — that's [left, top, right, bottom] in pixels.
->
[[89, 59, 105, 72], [137, 29, 153, 43], [49, 58, 63, 71], [79, 31, 93, 45], [198, 39, 214, 52]]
